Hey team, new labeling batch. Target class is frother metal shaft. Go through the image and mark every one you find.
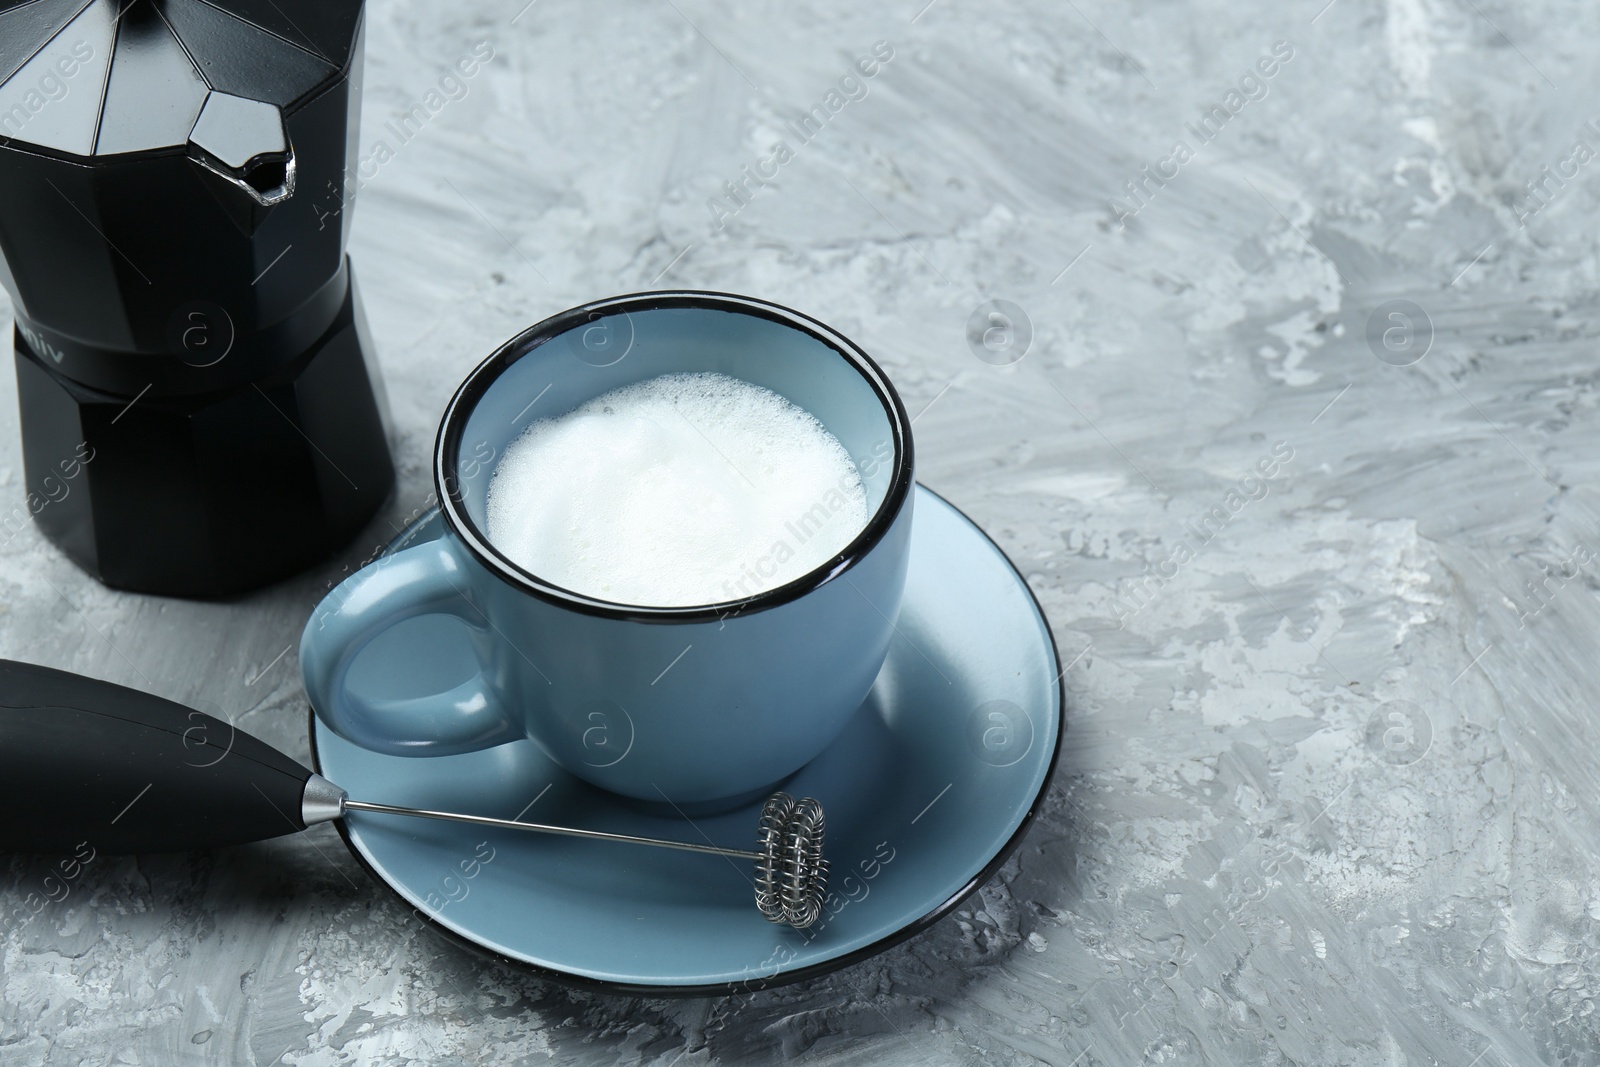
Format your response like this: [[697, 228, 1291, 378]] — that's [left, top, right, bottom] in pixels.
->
[[324, 777, 832, 927], [306, 773, 830, 928], [338, 798, 761, 860]]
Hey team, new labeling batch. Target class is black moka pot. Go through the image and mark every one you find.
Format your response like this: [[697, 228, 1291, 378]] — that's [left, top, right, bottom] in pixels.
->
[[0, 0, 394, 597]]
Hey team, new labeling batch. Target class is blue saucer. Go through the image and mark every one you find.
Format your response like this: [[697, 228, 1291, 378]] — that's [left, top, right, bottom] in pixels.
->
[[309, 484, 1062, 994]]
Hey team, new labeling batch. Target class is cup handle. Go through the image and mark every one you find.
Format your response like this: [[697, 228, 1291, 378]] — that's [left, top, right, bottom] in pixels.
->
[[300, 539, 523, 756]]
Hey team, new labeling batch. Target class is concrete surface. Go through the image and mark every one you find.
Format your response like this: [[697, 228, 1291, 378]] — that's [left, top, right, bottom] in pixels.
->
[[3, 0, 1599, 1063]]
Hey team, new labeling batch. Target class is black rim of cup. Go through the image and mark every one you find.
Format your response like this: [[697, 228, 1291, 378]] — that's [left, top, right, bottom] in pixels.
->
[[432, 289, 916, 623]]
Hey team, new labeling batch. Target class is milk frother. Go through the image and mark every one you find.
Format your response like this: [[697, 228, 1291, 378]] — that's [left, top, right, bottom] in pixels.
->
[[0, 0, 393, 596], [0, 660, 829, 928]]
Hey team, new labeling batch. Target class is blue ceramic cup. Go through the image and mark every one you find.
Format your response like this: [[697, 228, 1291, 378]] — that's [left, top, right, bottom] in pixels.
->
[[301, 292, 914, 804]]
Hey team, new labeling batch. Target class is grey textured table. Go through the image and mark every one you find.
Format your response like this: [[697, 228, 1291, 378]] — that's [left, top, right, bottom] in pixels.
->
[[2, 0, 1595, 1063]]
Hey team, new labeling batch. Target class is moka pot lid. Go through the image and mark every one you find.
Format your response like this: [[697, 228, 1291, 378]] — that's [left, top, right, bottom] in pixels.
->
[[0, 0, 362, 203]]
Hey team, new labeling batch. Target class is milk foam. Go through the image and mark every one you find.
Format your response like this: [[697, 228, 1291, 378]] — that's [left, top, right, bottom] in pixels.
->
[[485, 372, 870, 607]]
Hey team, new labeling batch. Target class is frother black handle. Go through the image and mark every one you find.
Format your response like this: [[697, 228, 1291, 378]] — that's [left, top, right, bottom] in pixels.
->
[[0, 659, 315, 855]]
